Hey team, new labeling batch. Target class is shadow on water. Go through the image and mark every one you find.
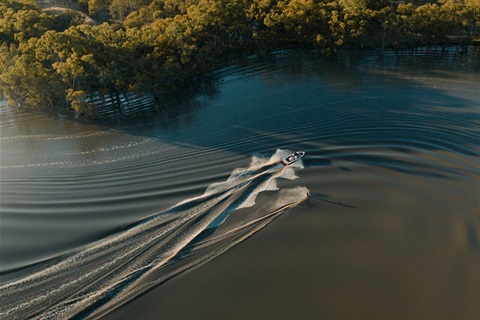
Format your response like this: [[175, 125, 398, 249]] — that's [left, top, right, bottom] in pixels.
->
[[59, 46, 479, 185], [3, 46, 478, 182], [1, 47, 478, 320], [82, 47, 480, 170], [307, 192, 357, 209]]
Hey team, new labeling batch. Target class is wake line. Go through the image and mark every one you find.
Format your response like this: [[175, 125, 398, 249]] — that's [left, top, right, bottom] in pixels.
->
[[0, 149, 307, 319]]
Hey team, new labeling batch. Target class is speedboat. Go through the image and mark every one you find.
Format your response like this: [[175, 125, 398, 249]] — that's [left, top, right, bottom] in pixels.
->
[[281, 151, 305, 166]]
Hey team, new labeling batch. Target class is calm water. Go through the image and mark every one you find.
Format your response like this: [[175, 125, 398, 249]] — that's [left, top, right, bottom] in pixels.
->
[[1, 48, 479, 319]]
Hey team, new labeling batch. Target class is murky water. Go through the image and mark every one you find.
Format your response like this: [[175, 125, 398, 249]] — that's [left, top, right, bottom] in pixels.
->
[[1, 48, 479, 319]]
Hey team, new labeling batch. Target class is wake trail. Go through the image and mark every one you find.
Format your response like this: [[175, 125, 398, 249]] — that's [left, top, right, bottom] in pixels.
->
[[0, 149, 308, 320]]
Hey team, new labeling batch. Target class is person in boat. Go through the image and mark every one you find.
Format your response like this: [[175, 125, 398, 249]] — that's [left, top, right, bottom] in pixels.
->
[[286, 152, 299, 162], [281, 151, 304, 166]]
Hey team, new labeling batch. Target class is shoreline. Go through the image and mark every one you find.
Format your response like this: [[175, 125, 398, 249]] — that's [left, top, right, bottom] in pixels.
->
[[2, 45, 477, 121], [2, 1, 478, 115]]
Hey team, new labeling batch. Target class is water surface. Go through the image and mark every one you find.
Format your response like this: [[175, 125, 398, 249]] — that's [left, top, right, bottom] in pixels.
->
[[1, 47, 479, 319]]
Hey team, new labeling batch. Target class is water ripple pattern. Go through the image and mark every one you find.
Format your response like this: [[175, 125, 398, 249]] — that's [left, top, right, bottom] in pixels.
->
[[1, 47, 479, 320], [0, 150, 307, 319]]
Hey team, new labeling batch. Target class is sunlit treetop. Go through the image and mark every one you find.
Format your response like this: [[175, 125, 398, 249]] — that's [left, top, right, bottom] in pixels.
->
[[0, 0, 478, 115]]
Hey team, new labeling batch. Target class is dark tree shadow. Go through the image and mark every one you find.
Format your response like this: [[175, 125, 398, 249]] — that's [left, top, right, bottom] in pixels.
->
[[69, 46, 480, 181]]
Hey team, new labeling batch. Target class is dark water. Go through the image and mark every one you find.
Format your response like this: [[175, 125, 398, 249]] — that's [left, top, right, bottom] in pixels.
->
[[1, 47, 479, 319]]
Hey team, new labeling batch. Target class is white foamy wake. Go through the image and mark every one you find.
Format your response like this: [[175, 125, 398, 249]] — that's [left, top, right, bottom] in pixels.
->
[[0, 149, 307, 319]]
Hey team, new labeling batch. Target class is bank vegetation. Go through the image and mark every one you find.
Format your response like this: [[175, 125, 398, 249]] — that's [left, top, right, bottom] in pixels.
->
[[0, 0, 479, 116]]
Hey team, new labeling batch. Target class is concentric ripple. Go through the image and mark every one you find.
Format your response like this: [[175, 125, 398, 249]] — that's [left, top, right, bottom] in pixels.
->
[[1, 47, 479, 320]]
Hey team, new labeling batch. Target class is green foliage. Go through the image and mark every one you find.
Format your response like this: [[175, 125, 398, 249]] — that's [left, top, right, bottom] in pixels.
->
[[0, 0, 39, 12], [1, 0, 479, 114], [0, 1, 53, 44], [107, 0, 151, 21], [48, 9, 89, 31], [0, 38, 64, 110], [87, 0, 111, 15]]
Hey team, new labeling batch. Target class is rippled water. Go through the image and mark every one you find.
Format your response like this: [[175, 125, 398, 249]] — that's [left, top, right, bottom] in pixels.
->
[[1, 47, 479, 319]]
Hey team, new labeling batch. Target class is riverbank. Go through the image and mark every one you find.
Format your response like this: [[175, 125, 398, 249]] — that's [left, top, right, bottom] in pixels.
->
[[1, 0, 478, 117], [1, 41, 479, 319]]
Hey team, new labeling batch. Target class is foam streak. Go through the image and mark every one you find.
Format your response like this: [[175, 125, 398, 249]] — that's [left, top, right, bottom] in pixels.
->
[[0, 150, 307, 319]]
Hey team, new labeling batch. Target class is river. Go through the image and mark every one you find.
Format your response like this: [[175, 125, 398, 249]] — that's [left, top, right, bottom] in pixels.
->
[[1, 47, 479, 319]]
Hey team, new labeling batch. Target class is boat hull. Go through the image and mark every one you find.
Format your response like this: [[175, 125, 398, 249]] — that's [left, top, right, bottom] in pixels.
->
[[281, 151, 305, 166]]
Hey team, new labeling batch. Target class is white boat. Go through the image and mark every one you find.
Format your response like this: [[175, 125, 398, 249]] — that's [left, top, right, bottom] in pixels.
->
[[281, 151, 305, 166]]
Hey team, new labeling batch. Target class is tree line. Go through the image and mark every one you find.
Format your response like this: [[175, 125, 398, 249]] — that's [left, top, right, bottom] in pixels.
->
[[0, 0, 479, 116]]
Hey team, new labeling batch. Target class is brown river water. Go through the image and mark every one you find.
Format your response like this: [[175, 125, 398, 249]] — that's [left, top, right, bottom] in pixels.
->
[[1, 48, 479, 319]]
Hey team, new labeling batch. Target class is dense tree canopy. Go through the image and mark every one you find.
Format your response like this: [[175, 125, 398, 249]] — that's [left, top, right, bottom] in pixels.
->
[[0, 0, 479, 116]]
